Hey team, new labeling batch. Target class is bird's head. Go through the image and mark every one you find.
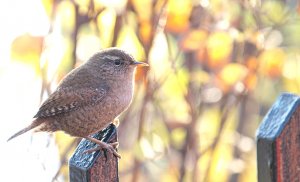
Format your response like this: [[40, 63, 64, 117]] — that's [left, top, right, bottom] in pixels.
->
[[88, 48, 148, 78]]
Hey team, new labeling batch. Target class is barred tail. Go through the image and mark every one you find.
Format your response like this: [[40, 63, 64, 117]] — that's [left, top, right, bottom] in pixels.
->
[[7, 119, 43, 142]]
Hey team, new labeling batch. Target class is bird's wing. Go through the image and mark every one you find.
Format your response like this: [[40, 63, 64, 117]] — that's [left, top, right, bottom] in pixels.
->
[[34, 87, 108, 118]]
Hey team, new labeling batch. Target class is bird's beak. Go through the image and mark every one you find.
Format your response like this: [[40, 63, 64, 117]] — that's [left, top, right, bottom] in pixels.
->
[[131, 61, 149, 67]]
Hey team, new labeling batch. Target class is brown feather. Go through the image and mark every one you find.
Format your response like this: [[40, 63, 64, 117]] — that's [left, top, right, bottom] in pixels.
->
[[7, 118, 44, 141], [34, 87, 107, 118]]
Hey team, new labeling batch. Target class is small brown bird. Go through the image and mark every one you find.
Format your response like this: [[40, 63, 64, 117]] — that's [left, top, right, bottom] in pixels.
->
[[7, 48, 148, 158]]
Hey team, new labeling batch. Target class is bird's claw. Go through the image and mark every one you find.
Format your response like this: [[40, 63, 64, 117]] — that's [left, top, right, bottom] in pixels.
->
[[83, 141, 121, 159]]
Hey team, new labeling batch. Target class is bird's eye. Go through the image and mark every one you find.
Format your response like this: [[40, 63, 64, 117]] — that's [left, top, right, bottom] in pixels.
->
[[114, 59, 121, 66]]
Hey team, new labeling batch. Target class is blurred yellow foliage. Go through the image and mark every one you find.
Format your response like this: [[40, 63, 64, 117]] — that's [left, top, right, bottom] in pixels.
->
[[10, 34, 44, 74], [207, 31, 233, 69], [57, 0, 75, 33], [180, 29, 208, 51], [217, 63, 248, 91], [283, 58, 300, 92], [131, 0, 152, 22], [117, 25, 145, 60], [261, 1, 286, 24], [97, 8, 116, 47], [246, 56, 258, 71], [244, 73, 257, 91], [41, 0, 53, 17], [166, 0, 191, 33], [139, 20, 152, 46], [259, 48, 285, 78]]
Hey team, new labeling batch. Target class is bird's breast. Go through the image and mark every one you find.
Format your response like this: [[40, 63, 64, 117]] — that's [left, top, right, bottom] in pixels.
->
[[113, 79, 134, 113]]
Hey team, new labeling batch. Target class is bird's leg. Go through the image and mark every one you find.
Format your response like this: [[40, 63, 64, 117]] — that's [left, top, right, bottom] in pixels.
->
[[83, 136, 121, 159]]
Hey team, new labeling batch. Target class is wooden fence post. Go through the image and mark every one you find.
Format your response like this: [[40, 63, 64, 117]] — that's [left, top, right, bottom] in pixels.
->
[[69, 123, 119, 182], [256, 93, 300, 182]]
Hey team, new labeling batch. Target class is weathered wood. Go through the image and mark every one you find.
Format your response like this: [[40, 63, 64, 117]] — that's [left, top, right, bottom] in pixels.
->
[[69, 123, 119, 182], [256, 93, 300, 182]]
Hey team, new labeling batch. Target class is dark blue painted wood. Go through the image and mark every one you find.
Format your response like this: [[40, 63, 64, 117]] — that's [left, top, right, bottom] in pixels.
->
[[256, 93, 300, 182], [257, 93, 300, 140], [69, 124, 118, 182]]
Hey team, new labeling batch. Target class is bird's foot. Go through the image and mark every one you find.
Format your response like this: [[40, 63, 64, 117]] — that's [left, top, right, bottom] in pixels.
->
[[112, 118, 120, 126], [83, 136, 121, 159]]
